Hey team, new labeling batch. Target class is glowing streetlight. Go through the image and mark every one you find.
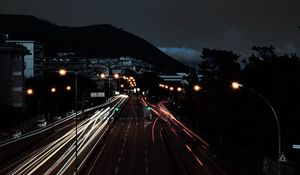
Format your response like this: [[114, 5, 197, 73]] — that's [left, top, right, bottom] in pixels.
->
[[231, 82, 242, 89], [165, 85, 169, 89], [51, 87, 56, 93], [26, 88, 33, 95], [59, 69, 67, 76], [120, 84, 124, 88], [170, 87, 174, 91], [66, 86, 71, 91], [100, 73, 106, 79], [194, 85, 201, 91], [177, 87, 182, 92], [113, 73, 120, 79]]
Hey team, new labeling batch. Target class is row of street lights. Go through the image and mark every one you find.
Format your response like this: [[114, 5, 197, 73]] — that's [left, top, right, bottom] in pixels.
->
[[26, 69, 129, 174], [26, 86, 73, 119], [159, 84, 183, 92], [58, 69, 131, 174], [159, 83, 202, 93]]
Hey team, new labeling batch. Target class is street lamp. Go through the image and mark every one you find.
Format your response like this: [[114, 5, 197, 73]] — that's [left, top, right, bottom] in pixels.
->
[[66, 86, 71, 91], [99, 73, 106, 79], [59, 69, 67, 76], [59, 69, 79, 174], [38, 87, 56, 120], [51, 87, 56, 93], [26, 88, 33, 95], [231, 81, 283, 175], [177, 87, 182, 92], [113, 73, 120, 79], [113, 73, 120, 94], [194, 85, 201, 92]]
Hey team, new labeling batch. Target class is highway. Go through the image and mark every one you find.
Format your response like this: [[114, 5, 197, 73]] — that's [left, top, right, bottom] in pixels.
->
[[0, 95, 228, 175], [0, 95, 128, 175], [85, 96, 227, 175]]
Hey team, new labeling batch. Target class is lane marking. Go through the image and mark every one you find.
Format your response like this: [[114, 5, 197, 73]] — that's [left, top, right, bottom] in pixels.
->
[[146, 166, 149, 175], [114, 166, 119, 174]]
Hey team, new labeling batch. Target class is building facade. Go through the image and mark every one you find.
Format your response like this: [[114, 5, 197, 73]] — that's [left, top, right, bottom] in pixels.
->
[[7, 40, 44, 78], [0, 39, 30, 108]]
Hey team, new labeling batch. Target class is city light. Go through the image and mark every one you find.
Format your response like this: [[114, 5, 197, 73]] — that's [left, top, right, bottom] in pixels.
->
[[113, 73, 120, 79], [170, 87, 174, 91], [59, 69, 67, 76], [51, 87, 56, 93], [66, 86, 71, 91], [100, 73, 106, 79], [26, 88, 33, 95], [194, 85, 201, 91], [231, 82, 242, 89], [177, 87, 182, 92]]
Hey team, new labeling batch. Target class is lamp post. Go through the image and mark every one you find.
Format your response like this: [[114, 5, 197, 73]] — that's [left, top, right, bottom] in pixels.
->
[[38, 87, 56, 119], [113, 73, 120, 95], [231, 82, 283, 175], [99, 73, 106, 94], [56, 86, 72, 117], [59, 69, 78, 174], [26, 88, 33, 95], [193, 84, 201, 92]]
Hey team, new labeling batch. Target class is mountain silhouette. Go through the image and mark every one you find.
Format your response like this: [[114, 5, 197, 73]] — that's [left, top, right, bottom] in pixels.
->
[[0, 14, 187, 72]]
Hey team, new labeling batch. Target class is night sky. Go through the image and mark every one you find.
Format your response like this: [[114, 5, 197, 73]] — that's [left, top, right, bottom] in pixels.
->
[[1, 0, 299, 64]]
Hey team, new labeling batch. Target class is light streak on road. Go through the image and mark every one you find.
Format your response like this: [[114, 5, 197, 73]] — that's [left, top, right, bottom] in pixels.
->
[[151, 117, 159, 143], [157, 101, 210, 147], [4, 95, 128, 175], [142, 97, 228, 175]]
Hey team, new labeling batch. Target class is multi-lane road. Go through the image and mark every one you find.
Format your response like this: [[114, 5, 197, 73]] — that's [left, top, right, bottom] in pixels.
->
[[85, 96, 227, 175], [0, 95, 228, 175], [0, 95, 128, 175]]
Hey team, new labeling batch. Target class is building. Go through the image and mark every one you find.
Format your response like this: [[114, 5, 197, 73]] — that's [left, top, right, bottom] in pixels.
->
[[6, 40, 44, 78], [42, 53, 89, 76], [0, 36, 30, 108], [159, 72, 203, 91], [42, 54, 153, 79]]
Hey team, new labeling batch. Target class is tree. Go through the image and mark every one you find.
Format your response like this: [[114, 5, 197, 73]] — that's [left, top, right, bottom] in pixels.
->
[[199, 48, 241, 84], [240, 46, 300, 158]]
